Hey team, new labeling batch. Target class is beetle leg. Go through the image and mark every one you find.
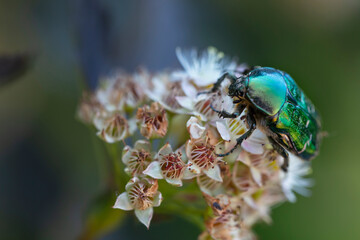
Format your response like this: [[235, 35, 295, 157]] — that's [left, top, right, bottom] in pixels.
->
[[210, 103, 238, 118], [216, 111, 256, 157], [210, 103, 245, 119], [211, 72, 237, 92], [268, 137, 289, 172]]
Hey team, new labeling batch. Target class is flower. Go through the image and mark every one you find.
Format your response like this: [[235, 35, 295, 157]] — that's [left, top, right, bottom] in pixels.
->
[[280, 153, 313, 202], [176, 87, 234, 122], [143, 143, 196, 186], [232, 161, 258, 193], [96, 70, 148, 112], [77, 92, 104, 125], [205, 213, 256, 240], [122, 140, 153, 176], [94, 112, 134, 143], [240, 129, 270, 155], [197, 161, 231, 196], [241, 187, 285, 226], [202, 194, 256, 240], [113, 177, 162, 228], [236, 149, 280, 189], [136, 102, 168, 139], [146, 73, 188, 113], [186, 117, 222, 181], [174, 47, 237, 87]]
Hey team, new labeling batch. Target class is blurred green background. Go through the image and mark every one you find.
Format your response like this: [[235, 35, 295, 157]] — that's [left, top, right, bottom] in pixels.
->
[[1, 0, 359, 239]]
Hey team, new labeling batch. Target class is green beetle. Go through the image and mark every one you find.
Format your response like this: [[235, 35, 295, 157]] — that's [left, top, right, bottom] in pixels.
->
[[208, 67, 322, 171]]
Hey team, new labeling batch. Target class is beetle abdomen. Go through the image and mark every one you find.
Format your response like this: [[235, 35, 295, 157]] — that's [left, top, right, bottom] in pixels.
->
[[272, 102, 320, 160]]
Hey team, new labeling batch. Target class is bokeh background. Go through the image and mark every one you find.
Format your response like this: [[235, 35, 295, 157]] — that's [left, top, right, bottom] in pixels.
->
[[1, 0, 360, 239]]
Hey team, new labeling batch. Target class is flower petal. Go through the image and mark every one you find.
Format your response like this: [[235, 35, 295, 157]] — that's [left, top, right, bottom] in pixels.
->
[[250, 167, 262, 187], [181, 79, 197, 98], [188, 161, 201, 174], [176, 96, 194, 110], [241, 129, 267, 154], [113, 192, 133, 210], [134, 140, 150, 151], [143, 161, 163, 179], [186, 117, 206, 139], [135, 208, 153, 229], [165, 178, 183, 187], [216, 121, 231, 141], [153, 192, 163, 207], [157, 143, 173, 157], [122, 146, 131, 165], [182, 167, 197, 179], [204, 165, 222, 182]]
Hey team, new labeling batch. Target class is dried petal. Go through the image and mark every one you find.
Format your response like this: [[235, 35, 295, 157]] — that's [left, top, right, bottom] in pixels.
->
[[113, 192, 133, 211]]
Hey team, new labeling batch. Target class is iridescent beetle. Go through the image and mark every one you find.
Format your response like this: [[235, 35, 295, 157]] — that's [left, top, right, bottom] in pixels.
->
[[207, 67, 322, 171]]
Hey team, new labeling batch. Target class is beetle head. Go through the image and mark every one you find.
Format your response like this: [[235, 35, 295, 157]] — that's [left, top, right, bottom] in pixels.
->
[[228, 77, 246, 98]]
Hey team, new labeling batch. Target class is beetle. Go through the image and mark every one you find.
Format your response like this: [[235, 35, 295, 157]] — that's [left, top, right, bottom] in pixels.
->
[[207, 67, 322, 171]]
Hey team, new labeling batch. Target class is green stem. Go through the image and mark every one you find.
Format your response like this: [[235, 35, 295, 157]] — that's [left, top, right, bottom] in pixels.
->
[[105, 143, 126, 190]]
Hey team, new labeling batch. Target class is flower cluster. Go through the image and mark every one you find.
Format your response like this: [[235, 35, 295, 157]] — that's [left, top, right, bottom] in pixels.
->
[[78, 47, 313, 239]]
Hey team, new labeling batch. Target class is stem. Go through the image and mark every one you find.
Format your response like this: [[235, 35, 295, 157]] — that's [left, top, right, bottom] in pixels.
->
[[105, 142, 127, 190]]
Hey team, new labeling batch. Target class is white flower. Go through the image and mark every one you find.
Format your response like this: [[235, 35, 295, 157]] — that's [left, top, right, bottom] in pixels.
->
[[143, 143, 196, 187], [197, 162, 230, 196], [77, 92, 104, 125], [202, 194, 256, 240], [206, 213, 256, 240], [240, 129, 269, 155], [96, 71, 147, 112], [241, 189, 283, 226], [113, 177, 162, 228], [238, 148, 280, 184], [185, 117, 222, 182], [216, 108, 248, 155], [122, 140, 153, 176], [93, 112, 135, 143], [176, 81, 234, 122], [232, 161, 259, 193], [280, 153, 313, 202], [146, 73, 188, 114], [174, 47, 237, 87]]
